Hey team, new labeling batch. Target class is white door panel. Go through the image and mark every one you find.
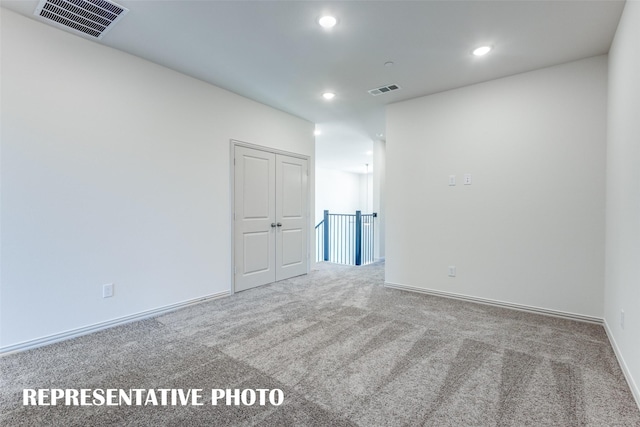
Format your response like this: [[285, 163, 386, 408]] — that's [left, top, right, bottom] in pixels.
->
[[280, 228, 304, 266], [275, 155, 308, 281], [234, 145, 308, 291], [280, 161, 303, 218], [242, 156, 272, 219], [243, 231, 271, 274], [234, 146, 276, 292]]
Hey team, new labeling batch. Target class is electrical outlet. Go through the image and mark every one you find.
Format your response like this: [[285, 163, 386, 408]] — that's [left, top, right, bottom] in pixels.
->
[[448, 266, 456, 277], [103, 283, 114, 298], [449, 175, 456, 186], [464, 173, 472, 185], [621, 309, 625, 330]]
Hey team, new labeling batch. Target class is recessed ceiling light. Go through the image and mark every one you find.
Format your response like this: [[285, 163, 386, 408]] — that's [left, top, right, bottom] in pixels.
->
[[472, 46, 492, 56], [322, 92, 336, 100], [314, 130, 321, 136], [366, 151, 373, 156], [318, 16, 337, 29], [384, 61, 394, 67]]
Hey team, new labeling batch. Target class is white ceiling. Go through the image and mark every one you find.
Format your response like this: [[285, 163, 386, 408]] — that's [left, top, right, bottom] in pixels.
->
[[1, 0, 625, 173]]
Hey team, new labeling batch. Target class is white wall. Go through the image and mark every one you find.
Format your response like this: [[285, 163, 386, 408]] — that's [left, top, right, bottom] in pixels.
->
[[358, 172, 373, 214], [605, 0, 640, 404], [373, 139, 386, 259], [386, 56, 607, 318], [0, 10, 314, 349], [315, 168, 365, 224]]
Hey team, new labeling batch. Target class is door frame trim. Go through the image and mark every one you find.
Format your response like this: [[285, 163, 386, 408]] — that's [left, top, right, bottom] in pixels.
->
[[229, 139, 311, 294]]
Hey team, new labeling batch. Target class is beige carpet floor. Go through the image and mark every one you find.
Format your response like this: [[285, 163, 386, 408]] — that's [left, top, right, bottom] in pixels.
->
[[1, 261, 639, 426]]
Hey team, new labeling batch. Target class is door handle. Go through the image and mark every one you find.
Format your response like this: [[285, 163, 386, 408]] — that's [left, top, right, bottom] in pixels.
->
[[277, 223, 282, 227], [271, 223, 277, 228]]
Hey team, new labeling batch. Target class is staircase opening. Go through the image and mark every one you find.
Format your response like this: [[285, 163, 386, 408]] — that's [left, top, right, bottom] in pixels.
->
[[315, 210, 376, 266]]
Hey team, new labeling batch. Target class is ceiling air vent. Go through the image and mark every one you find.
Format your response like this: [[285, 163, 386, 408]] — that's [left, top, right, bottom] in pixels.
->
[[368, 84, 401, 96], [34, 0, 128, 40]]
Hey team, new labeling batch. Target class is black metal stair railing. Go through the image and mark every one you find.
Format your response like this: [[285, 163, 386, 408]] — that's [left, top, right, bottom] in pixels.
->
[[315, 210, 376, 265]]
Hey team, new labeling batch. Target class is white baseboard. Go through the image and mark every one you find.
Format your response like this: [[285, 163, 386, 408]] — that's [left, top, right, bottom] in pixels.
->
[[384, 281, 603, 324], [0, 291, 230, 356], [603, 319, 640, 410]]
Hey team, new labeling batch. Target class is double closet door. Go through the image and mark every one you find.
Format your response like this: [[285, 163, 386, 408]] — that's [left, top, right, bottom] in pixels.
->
[[234, 145, 308, 292]]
